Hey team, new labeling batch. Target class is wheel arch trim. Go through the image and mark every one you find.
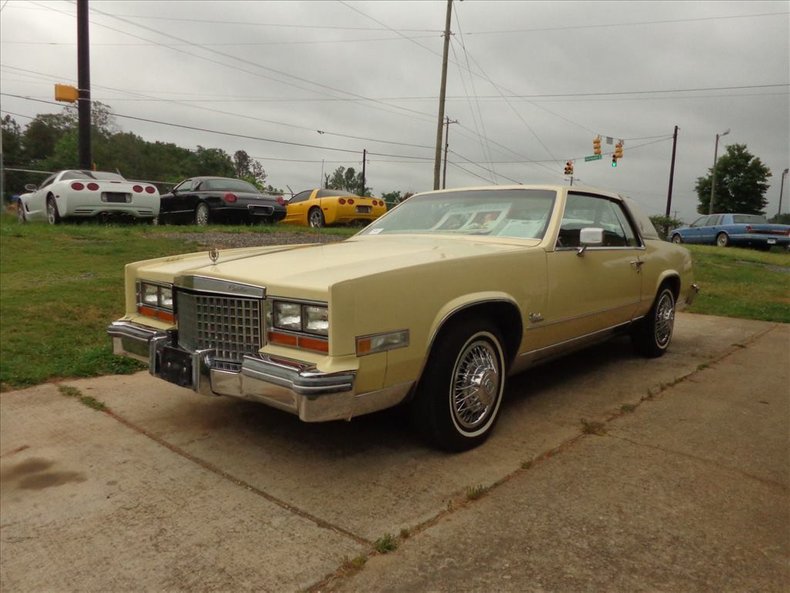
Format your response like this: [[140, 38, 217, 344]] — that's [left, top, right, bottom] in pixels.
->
[[415, 295, 523, 385]]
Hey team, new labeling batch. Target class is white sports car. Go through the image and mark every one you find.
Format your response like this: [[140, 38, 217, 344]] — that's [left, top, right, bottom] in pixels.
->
[[18, 170, 160, 224]]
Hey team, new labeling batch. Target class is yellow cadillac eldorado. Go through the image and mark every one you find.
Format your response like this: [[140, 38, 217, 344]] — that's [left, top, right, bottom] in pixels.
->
[[107, 185, 698, 451]]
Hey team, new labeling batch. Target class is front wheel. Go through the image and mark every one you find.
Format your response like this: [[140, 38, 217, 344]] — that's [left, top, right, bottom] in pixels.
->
[[16, 203, 26, 223], [631, 286, 676, 358], [716, 232, 729, 247], [410, 320, 507, 452], [308, 207, 325, 228], [194, 202, 210, 226], [671, 234, 682, 244]]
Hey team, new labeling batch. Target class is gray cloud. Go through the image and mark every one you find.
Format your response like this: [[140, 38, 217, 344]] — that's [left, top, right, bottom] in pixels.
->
[[1, 0, 788, 221]]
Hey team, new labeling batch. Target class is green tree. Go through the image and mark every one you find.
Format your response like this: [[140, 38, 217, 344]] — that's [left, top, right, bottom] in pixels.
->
[[324, 166, 371, 195], [233, 150, 268, 188], [192, 146, 235, 177], [695, 144, 771, 215], [1, 115, 35, 200], [23, 112, 74, 162], [648, 214, 684, 241]]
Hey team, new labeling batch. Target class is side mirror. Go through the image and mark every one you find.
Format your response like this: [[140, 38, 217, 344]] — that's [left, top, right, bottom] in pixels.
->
[[577, 227, 604, 256], [24, 183, 37, 191], [580, 227, 604, 246]]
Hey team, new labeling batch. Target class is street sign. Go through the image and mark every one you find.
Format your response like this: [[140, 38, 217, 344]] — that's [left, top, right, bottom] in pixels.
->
[[584, 154, 603, 162]]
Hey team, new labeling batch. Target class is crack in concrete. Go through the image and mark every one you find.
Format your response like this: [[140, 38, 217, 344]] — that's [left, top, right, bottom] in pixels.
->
[[101, 408, 372, 548]]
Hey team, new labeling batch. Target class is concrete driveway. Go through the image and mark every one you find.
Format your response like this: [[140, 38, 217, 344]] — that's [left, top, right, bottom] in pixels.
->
[[1, 313, 787, 592]]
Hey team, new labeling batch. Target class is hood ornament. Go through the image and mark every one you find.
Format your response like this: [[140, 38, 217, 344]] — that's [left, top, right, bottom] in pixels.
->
[[209, 246, 219, 264]]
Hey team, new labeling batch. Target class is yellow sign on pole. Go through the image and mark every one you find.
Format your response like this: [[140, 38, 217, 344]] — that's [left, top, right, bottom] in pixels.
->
[[54, 84, 79, 103]]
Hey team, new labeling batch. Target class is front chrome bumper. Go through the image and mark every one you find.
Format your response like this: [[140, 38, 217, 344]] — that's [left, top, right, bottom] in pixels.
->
[[107, 320, 411, 422]]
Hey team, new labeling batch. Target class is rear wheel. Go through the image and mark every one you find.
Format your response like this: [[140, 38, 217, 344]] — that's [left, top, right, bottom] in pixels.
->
[[195, 202, 210, 226], [410, 320, 506, 451], [308, 207, 325, 228], [631, 286, 676, 358], [716, 232, 729, 247], [46, 196, 61, 225]]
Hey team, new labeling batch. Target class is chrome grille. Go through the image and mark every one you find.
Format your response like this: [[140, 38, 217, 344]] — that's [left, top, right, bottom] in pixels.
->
[[176, 290, 263, 366]]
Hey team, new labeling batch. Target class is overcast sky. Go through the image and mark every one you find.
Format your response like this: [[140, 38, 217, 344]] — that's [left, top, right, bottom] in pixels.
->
[[1, 0, 788, 221]]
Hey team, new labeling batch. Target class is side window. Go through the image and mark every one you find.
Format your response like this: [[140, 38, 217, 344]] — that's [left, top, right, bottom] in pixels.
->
[[290, 190, 312, 204], [690, 216, 707, 228], [708, 215, 722, 226], [39, 174, 57, 189], [610, 203, 640, 247], [557, 194, 639, 248], [174, 179, 194, 192], [557, 194, 596, 248]]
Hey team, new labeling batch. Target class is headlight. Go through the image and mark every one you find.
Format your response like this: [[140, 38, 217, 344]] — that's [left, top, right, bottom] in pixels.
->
[[304, 305, 329, 335], [272, 300, 328, 336], [136, 281, 174, 323]]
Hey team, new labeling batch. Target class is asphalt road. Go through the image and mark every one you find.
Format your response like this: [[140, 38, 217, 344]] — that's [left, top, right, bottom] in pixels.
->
[[1, 313, 787, 593]]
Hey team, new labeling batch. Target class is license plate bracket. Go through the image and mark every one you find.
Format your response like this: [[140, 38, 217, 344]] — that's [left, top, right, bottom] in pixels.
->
[[159, 346, 193, 388], [102, 192, 130, 203]]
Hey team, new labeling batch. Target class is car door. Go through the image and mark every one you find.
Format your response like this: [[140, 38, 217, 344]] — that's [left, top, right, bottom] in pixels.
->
[[164, 178, 196, 220], [26, 172, 59, 220], [284, 190, 314, 224], [684, 215, 716, 244], [544, 192, 644, 344], [697, 214, 723, 244]]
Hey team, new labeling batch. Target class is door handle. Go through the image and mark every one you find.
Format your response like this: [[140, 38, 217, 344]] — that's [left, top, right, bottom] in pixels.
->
[[630, 260, 644, 272]]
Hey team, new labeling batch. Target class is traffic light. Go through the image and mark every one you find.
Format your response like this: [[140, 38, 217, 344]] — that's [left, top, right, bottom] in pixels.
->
[[614, 141, 624, 159], [611, 155, 618, 168], [593, 136, 602, 155], [564, 160, 574, 175]]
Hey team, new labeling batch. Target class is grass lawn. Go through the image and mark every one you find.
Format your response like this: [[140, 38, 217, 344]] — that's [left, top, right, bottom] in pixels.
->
[[684, 244, 790, 322], [0, 212, 787, 391], [0, 213, 353, 390]]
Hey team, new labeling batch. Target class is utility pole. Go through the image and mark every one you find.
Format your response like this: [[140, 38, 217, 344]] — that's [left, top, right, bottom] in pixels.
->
[[779, 168, 789, 216], [433, 0, 453, 190], [77, 0, 92, 169], [708, 128, 730, 215], [442, 116, 458, 189], [361, 149, 366, 194], [665, 125, 679, 222]]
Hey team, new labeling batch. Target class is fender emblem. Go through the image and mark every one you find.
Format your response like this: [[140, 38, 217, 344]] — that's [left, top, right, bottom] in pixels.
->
[[529, 313, 544, 323]]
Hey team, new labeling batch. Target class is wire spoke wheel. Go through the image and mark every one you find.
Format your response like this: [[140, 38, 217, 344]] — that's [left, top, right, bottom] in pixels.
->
[[632, 286, 675, 358], [451, 338, 502, 431], [653, 290, 675, 349], [410, 321, 507, 451]]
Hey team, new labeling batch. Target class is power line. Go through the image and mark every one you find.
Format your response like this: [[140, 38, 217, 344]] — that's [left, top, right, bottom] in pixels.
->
[[465, 11, 789, 35], [0, 93, 434, 161], [0, 64, 436, 151]]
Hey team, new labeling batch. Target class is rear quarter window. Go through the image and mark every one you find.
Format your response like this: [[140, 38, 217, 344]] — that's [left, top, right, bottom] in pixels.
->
[[623, 198, 660, 240]]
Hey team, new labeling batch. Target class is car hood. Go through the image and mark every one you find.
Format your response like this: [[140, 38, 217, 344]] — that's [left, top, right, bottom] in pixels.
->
[[135, 234, 540, 295]]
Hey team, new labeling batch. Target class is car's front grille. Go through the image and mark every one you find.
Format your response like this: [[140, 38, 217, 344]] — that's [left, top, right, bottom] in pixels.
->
[[176, 290, 263, 368]]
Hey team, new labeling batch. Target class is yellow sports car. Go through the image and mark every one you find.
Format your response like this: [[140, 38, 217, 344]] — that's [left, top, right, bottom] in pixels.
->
[[282, 188, 387, 227], [108, 184, 698, 451]]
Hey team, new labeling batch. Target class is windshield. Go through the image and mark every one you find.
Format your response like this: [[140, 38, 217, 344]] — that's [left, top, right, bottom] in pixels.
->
[[358, 189, 556, 239]]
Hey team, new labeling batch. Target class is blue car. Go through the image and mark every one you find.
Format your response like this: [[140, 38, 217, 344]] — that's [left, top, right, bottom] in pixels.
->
[[669, 213, 790, 250]]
